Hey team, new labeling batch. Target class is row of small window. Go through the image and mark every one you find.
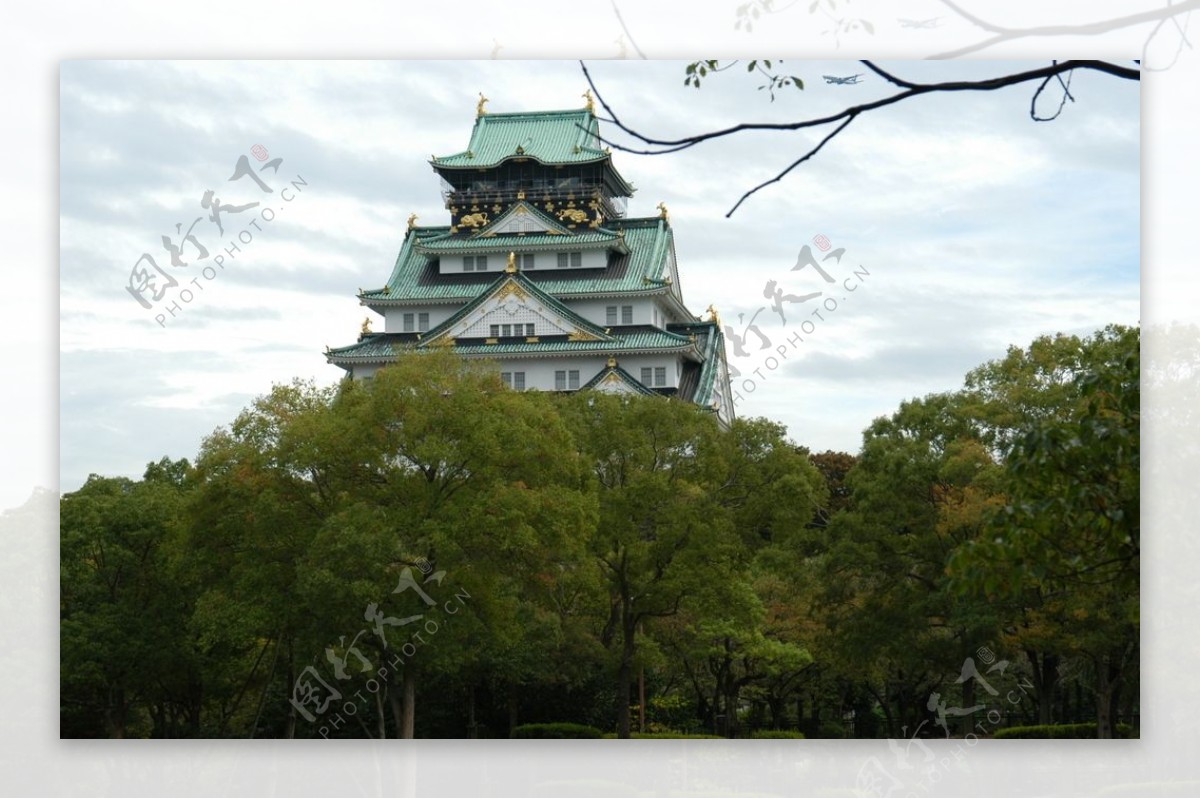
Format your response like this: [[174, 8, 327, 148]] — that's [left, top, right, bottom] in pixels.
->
[[499, 368, 663, 390], [641, 367, 668, 387], [490, 323, 535, 338], [606, 305, 634, 325], [463, 255, 499, 272], [499, 371, 582, 391], [402, 312, 430, 333], [462, 253, 584, 272], [499, 372, 526, 390]]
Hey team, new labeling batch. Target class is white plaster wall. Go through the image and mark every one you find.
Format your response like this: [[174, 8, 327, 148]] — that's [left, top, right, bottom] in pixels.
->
[[381, 306, 455, 333], [350, 353, 686, 392], [472, 353, 683, 391], [566, 298, 663, 328], [437, 248, 606, 275]]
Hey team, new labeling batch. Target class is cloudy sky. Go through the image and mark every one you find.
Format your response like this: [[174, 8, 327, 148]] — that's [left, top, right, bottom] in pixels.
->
[[59, 59, 1139, 493]]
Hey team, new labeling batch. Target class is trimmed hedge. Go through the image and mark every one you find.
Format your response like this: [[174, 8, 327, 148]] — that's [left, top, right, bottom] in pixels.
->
[[750, 730, 806, 739], [512, 722, 604, 739], [601, 731, 725, 739], [992, 723, 1134, 739]]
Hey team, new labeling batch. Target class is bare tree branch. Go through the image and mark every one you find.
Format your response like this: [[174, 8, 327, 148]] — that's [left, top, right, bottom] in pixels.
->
[[1030, 65, 1076, 122], [933, 0, 1200, 58], [581, 59, 1139, 217], [726, 115, 856, 217], [609, 0, 647, 60]]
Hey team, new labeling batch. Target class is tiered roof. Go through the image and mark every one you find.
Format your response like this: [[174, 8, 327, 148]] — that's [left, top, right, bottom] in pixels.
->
[[361, 216, 678, 307], [433, 108, 607, 168]]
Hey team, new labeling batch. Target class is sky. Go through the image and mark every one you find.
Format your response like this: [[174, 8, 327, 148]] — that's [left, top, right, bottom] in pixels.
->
[[58, 59, 1140, 494]]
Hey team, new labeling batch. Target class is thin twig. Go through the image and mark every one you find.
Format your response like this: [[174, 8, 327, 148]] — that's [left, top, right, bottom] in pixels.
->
[[609, 0, 647, 60], [933, 0, 1200, 59], [580, 59, 1138, 215], [726, 115, 857, 217]]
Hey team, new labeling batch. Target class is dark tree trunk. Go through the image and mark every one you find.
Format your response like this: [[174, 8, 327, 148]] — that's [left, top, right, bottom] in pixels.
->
[[616, 625, 635, 738], [507, 682, 519, 737], [960, 676, 976, 737], [467, 684, 478, 739], [1095, 654, 1123, 738], [106, 685, 128, 739], [1026, 650, 1059, 725], [401, 669, 416, 739], [375, 689, 387, 739], [388, 682, 404, 737], [767, 696, 784, 730]]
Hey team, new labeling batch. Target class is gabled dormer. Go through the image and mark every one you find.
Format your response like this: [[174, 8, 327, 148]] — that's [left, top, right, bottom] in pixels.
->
[[420, 259, 613, 345], [479, 200, 573, 236]]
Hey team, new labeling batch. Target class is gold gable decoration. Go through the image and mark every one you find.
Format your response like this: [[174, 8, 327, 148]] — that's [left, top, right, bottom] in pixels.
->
[[496, 281, 530, 301]]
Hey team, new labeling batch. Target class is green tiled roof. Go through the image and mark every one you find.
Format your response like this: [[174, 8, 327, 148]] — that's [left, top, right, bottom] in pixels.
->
[[669, 321, 725, 406], [327, 335, 403, 361], [363, 216, 674, 305], [327, 327, 696, 365], [451, 328, 692, 356], [415, 229, 623, 254], [432, 109, 606, 169]]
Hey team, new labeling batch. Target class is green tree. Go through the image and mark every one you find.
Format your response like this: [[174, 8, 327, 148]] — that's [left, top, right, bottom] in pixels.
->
[[949, 327, 1139, 737], [189, 351, 597, 738], [60, 458, 198, 737], [815, 393, 1004, 736]]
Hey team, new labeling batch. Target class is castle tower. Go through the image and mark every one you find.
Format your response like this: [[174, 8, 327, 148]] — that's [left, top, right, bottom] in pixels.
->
[[326, 97, 734, 426]]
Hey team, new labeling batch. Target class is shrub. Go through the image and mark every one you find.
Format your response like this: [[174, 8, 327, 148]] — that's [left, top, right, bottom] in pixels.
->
[[992, 723, 1134, 739], [750, 730, 806, 739], [512, 722, 603, 739], [601, 731, 725, 739]]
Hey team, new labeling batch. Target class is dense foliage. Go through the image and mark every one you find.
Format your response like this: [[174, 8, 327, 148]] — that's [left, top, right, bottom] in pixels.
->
[[60, 326, 1139, 738], [511, 723, 604, 739], [992, 723, 1134, 739]]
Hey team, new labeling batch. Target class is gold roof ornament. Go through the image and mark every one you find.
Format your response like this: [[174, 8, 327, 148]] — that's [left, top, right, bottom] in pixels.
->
[[361, 317, 372, 335], [583, 89, 596, 114], [706, 304, 721, 326], [506, 251, 517, 273], [406, 213, 418, 231], [607, 356, 617, 368], [477, 92, 489, 117], [657, 202, 669, 221]]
